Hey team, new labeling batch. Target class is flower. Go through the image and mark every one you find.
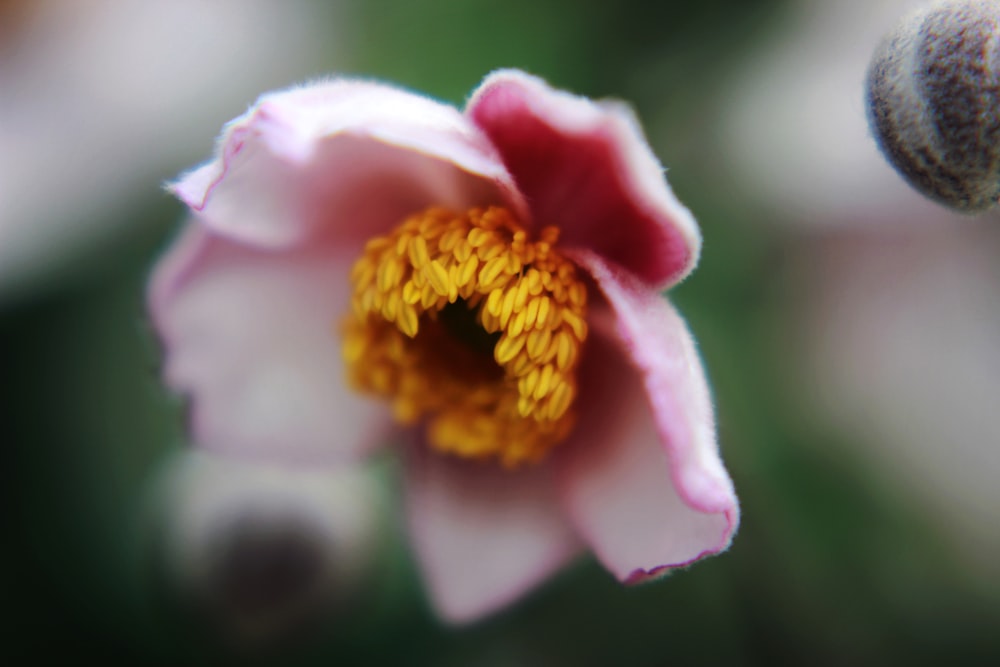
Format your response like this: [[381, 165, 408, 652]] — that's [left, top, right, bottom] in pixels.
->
[[150, 69, 739, 623]]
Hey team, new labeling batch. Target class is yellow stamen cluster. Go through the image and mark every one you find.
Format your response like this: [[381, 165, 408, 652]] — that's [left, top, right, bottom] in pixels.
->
[[342, 206, 588, 468]]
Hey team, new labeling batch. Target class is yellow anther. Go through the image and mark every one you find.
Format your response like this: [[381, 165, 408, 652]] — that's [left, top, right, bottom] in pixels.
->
[[382, 290, 399, 320], [398, 305, 419, 338], [499, 287, 517, 329], [478, 242, 505, 262], [507, 252, 522, 275], [420, 284, 440, 310], [533, 364, 555, 401], [548, 381, 573, 420], [495, 333, 526, 365], [486, 288, 504, 317], [454, 239, 473, 262], [510, 308, 528, 338], [402, 281, 421, 305], [439, 227, 463, 253], [508, 350, 533, 376], [479, 256, 508, 287], [536, 299, 551, 332], [342, 205, 588, 468], [514, 278, 530, 310], [479, 307, 500, 333], [520, 367, 540, 397], [377, 257, 403, 293], [409, 235, 430, 268], [458, 255, 479, 287], [523, 269, 542, 296], [555, 330, 575, 370], [446, 265, 460, 302], [467, 227, 490, 248], [526, 328, 551, 359], [395, 232, 411, 257], [524, 295, 539, 329], [425, 260, 451, 296]]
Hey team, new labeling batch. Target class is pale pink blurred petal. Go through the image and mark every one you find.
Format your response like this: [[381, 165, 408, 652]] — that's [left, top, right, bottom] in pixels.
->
[[556, 251, 738, 582], [150, 224, 392, 463], [0, 0, 339, 303], [467, 69, 701, 289], [172, 80, 526, 249], [404, 445, 582, 624]]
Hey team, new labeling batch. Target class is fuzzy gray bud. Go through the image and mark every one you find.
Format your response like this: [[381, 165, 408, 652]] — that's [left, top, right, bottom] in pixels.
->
[[867, 0, 1000, 211]]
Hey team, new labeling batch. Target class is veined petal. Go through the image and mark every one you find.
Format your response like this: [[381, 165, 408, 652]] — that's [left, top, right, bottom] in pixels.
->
[[404, 444, 582, 624], [467, 70, 700, 289], [555, 250, 738, 582], [171, 80, 528, 249], [149, 223, 393, 463]]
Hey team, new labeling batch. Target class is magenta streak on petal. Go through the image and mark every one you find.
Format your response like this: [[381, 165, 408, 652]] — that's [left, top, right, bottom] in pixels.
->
[[625, 565, 672, 585], [624, 544, 726, 585]]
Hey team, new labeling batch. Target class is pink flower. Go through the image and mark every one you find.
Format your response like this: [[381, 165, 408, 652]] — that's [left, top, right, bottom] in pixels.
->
[[150, 69, 739, 623]]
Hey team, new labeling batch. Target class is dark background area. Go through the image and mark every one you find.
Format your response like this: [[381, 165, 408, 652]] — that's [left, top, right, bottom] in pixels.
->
[[3, 0, 999, 664]]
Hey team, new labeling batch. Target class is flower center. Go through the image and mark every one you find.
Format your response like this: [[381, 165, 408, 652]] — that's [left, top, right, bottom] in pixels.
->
[[341, 206, 588, 468]]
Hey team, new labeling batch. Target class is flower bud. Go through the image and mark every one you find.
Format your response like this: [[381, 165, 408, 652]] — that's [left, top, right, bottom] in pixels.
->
[[153, 451, 383, 650], [867, 0, 1000, 211]]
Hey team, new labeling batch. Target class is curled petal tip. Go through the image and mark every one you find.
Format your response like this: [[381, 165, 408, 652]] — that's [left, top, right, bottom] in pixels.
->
[[467, 70, 702, 288]]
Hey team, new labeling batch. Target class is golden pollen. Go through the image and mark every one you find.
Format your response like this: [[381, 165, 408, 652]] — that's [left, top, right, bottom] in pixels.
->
[[342, 206, 589, 468]]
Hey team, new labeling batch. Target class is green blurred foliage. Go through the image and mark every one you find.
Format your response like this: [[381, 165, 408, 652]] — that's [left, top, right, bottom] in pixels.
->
[[3, 0, 999, 665]]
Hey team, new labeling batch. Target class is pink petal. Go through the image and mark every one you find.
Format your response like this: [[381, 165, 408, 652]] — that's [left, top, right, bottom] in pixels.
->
[[170, 79, 528, 249], [466, 70, 701, 289], [554, 250, 738, 583], [149, 223, 393, 464], [404, 444, 582, 624]]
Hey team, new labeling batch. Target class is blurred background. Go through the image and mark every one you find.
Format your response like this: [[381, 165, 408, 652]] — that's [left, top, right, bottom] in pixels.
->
[[3, 0, 999, 664]]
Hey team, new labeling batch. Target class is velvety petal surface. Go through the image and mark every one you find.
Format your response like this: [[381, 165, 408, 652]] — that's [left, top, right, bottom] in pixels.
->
[[149, 224, 392, 463], [404, 444, 582, 624], [555, 250, 738, 583], [171, 80, 527, 249], [467, 70, 701, 289]]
